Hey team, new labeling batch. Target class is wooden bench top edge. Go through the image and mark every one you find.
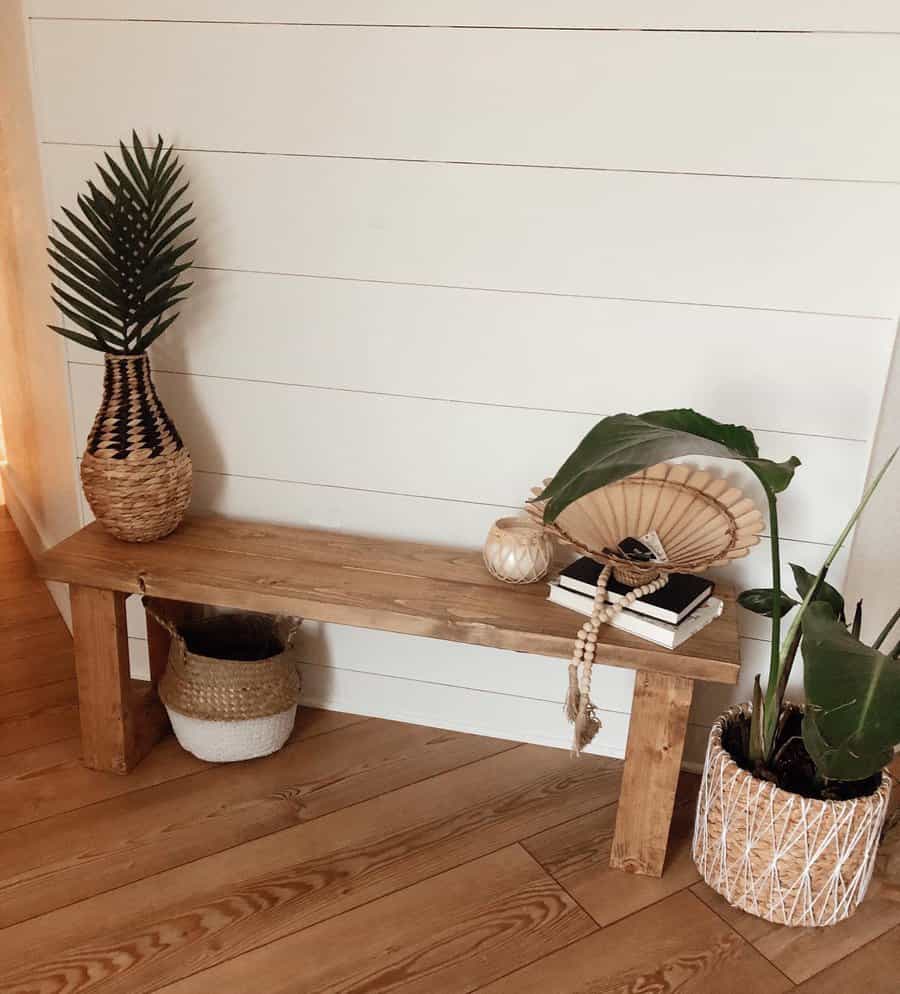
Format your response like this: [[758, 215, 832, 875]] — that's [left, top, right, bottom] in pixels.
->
[[37, 515, 742, 685], [38, 515, 739, 596]]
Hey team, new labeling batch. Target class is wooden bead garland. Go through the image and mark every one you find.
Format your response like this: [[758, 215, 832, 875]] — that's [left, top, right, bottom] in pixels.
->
[[565, 564, 669, 755]]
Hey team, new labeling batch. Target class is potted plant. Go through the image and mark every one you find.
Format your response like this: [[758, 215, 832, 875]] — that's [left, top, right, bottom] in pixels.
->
[[48, 131, 196, 542], [535, 409, 898, 925]]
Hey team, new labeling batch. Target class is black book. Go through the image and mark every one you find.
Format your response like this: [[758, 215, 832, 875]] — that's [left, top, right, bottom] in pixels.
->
[[558, 557, 713, 625]]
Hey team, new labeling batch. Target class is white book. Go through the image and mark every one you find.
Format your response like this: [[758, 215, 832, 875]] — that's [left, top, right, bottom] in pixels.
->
[[548, 582, 724, 650]]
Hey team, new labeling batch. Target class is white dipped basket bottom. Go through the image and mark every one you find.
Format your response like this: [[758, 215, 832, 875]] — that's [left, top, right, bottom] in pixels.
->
[[166, 707, 297, 764], [148, 600, 301, 763], [693, 705, 892, 927]]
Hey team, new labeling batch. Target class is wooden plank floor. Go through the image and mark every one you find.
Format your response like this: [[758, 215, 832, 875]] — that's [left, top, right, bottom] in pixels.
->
[[1, 504, 898, 993]]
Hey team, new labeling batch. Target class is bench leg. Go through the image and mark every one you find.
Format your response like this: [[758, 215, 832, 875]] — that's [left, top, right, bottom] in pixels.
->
[[610, 669, 694, 877], [70, 585, 168, 774]]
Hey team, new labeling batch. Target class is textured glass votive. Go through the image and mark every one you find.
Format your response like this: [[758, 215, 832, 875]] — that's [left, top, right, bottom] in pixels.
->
[[483, 516, 554, 584]]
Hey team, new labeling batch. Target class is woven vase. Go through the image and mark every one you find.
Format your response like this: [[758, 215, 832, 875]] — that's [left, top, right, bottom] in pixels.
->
[[81, 353, 192, 542], [693, 704, 891, 927]]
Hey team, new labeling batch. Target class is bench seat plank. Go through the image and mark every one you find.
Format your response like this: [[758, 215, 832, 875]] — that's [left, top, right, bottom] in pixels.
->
[[38, 515, 739, 686]]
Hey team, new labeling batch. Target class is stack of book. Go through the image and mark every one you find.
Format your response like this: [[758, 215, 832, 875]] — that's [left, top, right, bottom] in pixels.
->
[[548, 557, 722, 649]]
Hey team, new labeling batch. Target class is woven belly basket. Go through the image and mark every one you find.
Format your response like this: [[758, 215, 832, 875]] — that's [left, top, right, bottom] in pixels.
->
[[150, 601, 302, 763], [81, 353, 192, 542], [693, 705, 891, 927]]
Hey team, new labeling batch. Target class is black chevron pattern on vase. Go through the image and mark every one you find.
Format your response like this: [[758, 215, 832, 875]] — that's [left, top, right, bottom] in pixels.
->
[[86, 354, 183, 459]]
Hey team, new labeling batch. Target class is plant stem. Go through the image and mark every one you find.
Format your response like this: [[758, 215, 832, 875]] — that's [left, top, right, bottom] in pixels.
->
[[771, 734, 802, 769], [749, 674, 764, 763], [872, 604, 900, 651], [776, 447, 899, 687], [761, 489, 783, 759], [754, 447, 897, 771], [774, 564, 831, 712], [773, 624, 802, 714]]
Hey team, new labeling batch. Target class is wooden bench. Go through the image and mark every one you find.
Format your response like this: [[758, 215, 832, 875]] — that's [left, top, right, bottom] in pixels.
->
[[38, 513, 740, 877]]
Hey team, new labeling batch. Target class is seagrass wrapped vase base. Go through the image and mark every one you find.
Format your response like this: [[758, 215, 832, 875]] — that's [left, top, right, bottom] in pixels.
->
[[693, 704, 892, 927], [151, 602, 301, 763], [81, 353, 192, 542]]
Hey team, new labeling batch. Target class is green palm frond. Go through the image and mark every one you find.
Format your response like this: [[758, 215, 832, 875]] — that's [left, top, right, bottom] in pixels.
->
[[48, 131, 195, 354]]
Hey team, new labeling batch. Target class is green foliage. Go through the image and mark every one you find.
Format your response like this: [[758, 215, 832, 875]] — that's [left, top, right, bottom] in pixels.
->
[[47, 131, 195, 354], [850, 600, 863, 639], [538, 405, 899, 788], [749, 675, 765, 763], [738, 589, 799, 618], [802, 601, 900, 782], [872, 605, 900, 652], [739, 569, 845, 621], [790, 563, 845, 624], [534, 407, 801, 768], [535, 409, 800, 524]]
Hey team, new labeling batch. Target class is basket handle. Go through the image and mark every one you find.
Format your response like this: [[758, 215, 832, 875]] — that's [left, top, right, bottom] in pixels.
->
[[142, 596, 185, 641], [277, 616, 302, 652]]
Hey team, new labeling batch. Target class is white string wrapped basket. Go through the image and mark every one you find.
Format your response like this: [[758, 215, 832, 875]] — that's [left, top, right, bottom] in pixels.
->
[[693, 704, 892, 927], [148, 600, 301, 763]]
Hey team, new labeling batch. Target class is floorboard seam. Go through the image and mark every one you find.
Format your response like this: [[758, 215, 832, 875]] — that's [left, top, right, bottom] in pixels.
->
[[466, 911, 602, 994], [0, 674, 78, 700], [792, 925, 895, 990], [0, 747, 620, 986], [0, 715, 372, 840], [688, 887, 798, 988], [0, 680, 79, 709], [121, 838, 601, 994], [516, 839, 606, 929], [0, 722, 81, 761], [0, 738, 524, 925]]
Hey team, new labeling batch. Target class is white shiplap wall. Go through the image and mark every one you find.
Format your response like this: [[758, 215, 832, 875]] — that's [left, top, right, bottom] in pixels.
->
[[27, 3, 900, 765]]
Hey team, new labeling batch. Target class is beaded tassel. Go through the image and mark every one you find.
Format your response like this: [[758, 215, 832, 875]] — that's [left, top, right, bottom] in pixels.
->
[[565, 566, 669, 756]]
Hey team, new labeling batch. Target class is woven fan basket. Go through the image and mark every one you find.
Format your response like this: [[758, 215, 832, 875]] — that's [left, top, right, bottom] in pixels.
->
[[152, 603, 302, 763], [693, 704, 891, 927], [81, 353, 192, 543]]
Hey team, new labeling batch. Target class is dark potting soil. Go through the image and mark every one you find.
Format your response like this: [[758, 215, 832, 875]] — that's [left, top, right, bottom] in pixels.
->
[[180, 614, 285, 661], [722, 710, 882, 802]]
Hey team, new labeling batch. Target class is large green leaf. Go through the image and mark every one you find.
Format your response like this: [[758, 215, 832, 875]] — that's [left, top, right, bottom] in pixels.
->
[[790, 563, 845, 623], [537, 409, 800, 522], [801, 601, 900, 782], [47, 132, 195, 353]]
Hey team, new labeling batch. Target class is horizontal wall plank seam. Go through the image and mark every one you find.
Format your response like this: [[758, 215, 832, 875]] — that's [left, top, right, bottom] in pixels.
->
[[177, 465, 856, 551], [27, 18, 900, 37], [70, 456, 846, 553], [39, 140, 900, 189], [303, 694, 627, 760], [65, 360, 871, 444], [188, 266, 895, 323], [73, 455, 515, 514], [297, 660, 585, 710]]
